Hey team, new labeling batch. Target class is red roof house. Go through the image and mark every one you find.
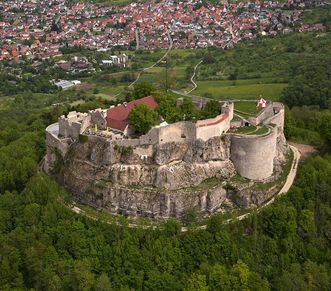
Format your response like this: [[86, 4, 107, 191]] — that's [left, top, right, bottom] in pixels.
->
[[106, 96, 158, 132]]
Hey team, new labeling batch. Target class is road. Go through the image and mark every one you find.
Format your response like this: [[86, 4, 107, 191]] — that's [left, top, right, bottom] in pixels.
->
[[65, 144, 301, 232], [186, 60, 203, 94]]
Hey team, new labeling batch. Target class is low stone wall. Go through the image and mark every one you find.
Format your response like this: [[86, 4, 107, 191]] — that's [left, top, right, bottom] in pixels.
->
[[139, 127, 159, 145], [230, 127, 277, 180]]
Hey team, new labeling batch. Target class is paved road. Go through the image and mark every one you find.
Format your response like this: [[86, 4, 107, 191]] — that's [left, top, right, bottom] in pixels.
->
[[66, 144, 301, 232]]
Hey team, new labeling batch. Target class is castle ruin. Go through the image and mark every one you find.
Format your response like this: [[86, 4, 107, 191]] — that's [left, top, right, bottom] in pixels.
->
[[44, 96, 289, 218]]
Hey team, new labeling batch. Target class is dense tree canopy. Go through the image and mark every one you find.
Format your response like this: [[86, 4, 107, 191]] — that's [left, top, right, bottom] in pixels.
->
[[132, 81, 156, 100], [0, 82, 330, 290], [280, 59, 331, 108], [0, 22, 331, 289], [128, 104, 158, 134]]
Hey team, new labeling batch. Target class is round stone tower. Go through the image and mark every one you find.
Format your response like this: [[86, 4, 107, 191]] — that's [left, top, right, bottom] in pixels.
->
[[230, 127, 277, 180]]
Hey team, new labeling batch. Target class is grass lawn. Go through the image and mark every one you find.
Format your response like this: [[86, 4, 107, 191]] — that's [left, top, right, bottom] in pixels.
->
[[234, 126, 257, 134], [144, 67, 163, 73], [194, 79, 287, 101], [95, 93, 118, 100], [233, 101, 262, 115], [248, 125, 269, 135]]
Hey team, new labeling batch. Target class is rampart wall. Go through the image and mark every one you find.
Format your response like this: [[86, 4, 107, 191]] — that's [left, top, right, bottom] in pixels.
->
[[248, 102, 274, 126], [196, 114, 230, 141], [263, 102, 284, 130], [230, 127, 277, 180], [221, 102, 234, 120]]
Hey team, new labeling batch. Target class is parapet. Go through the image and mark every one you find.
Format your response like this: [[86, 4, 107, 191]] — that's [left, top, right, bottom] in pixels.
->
[[221, 101, 234, 121]]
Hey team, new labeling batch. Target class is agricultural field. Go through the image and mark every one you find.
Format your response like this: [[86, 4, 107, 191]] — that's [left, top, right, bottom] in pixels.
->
[[194, 80, 287, 101]]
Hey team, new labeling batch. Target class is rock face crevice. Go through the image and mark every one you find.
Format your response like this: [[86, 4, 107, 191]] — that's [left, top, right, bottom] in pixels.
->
[[44, 131, 290, 218]]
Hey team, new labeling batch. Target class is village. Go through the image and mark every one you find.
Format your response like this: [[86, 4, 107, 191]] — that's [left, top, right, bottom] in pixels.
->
[[0, 0, 326, 61]]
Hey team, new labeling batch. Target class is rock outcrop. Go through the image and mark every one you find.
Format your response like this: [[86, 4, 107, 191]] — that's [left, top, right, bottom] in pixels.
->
[[47, 131, 289, 218]]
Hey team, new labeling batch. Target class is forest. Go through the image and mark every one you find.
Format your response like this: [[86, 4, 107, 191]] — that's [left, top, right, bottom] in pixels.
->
[[0, 78, 330, 291], [1, 12, 331, 287]]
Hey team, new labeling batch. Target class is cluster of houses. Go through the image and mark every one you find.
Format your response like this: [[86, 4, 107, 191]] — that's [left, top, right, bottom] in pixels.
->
[[0, 0, 327, 61]]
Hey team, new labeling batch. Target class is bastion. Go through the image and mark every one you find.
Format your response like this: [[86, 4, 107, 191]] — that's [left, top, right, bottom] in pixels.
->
[[43, 97, 289, 218]]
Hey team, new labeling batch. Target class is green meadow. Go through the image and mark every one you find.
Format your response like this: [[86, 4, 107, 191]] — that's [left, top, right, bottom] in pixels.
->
[[194, 80, 287, 101]]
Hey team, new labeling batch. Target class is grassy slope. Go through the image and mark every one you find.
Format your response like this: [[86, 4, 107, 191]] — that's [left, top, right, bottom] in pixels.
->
[[233, 101, 262, 115]]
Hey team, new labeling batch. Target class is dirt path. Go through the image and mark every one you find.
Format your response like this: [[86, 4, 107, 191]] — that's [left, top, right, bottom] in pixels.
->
[[288, 141, 317, 157]]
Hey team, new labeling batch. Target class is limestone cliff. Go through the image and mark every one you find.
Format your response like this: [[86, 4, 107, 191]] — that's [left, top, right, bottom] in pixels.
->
[[45, 132, 289, 218], [63, 136, 236, 191]]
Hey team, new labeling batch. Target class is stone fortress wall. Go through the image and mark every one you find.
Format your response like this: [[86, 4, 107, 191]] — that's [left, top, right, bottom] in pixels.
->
[[44, 124, 71, 173], [45, 100, 286, 182], [230, 102, 285, 180], [247, 102, 274, 126], [58, 111, 91, 139], [263, 102, 285, 130], [230, 127, 277, 180], [44, 100, 288, 218]]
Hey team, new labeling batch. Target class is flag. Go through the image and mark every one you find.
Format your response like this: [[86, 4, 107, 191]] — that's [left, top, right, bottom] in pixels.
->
[[257, 97, 266, 108]]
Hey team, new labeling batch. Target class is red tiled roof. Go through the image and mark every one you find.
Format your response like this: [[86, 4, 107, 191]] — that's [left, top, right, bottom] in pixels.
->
[[106, 96, 158, 131]]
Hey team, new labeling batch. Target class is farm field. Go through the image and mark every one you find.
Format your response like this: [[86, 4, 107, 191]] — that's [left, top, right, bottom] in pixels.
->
[[194, 80, 287, 101]]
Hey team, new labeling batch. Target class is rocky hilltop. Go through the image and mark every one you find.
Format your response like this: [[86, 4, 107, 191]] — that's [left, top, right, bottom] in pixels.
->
[[44, 100, 289, 218]]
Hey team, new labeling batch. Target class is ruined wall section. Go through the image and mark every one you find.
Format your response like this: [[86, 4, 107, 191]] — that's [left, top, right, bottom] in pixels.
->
[[89, 109, 107, 129], [158, 121, 196, 144], [230, 127, 277, 180], [248, 102, 274, 126], [44, 128, 70, 173], [59, 112, 90, 139], [263, 102, 285, 130]]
